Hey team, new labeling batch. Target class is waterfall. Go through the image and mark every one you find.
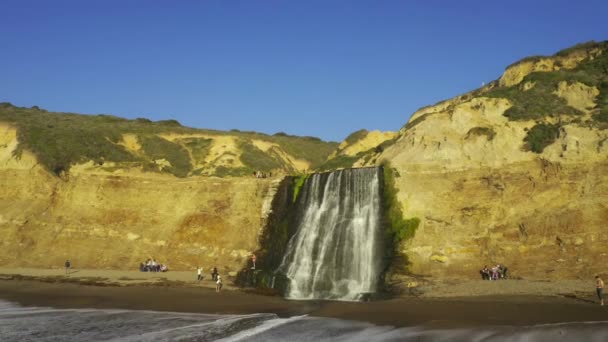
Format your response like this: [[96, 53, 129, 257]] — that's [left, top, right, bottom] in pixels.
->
[[279, 167, 383, 301]]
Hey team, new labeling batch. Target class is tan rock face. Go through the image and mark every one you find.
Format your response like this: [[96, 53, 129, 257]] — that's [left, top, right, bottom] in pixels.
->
[[554, 81, 599, 113], [392, 161, 608, 280], [376, 91, 608, 280], [0, 125, 272, 272]]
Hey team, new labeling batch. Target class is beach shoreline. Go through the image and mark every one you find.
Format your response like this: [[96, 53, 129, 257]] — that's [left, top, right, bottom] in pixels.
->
[[1, 268, 607, 328]]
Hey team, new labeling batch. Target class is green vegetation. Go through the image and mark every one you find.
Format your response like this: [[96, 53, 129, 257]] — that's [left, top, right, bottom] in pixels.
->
[[486, 41, 608, 124], [594, 81, 608, 123], [555, 41, 603, 57], [524, 123, 560, 153], [292, 174, 310, 203], [485, 73, 584, 121], [4, 108, 138, 175], [139, 135, 192, 177], [181, 137, 213, 165], [317, 154, 361, 170], [239, 141, 284, 172], [381, 162, 420, 276], [466, 126, 496, 141], [343, 129, 368, 145], [268, 134, 338, 169], [213, 166, 251, 177], [0, 103, 338, 177]]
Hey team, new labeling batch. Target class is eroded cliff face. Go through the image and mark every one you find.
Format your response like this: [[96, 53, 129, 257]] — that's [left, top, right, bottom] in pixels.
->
[[0, 123, 276, 272], [375, 71, 608, 280]]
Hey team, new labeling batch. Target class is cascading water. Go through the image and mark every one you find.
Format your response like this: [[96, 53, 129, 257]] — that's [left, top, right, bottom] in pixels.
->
[[279, 167, 383, 301]]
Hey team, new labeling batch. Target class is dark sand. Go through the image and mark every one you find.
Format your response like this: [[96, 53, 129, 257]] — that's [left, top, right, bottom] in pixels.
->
[[1, 279, 608, 328]]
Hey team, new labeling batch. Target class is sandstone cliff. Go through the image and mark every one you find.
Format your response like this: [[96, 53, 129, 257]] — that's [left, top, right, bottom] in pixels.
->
[[1, 122, 278, 272], [2, 40, 607, 285], [0, 108, 336, 272], [371, 41, 608, 281]]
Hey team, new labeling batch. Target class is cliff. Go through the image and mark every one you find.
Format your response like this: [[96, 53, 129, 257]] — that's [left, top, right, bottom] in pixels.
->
[[371, 41, 608, 281], [2, 40, 607, 284], [0, 108, 337, 272]]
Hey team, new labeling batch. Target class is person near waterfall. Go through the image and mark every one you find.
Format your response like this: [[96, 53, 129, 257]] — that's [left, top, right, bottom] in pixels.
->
[[64, 260, 71, 275], [216, 275, 223, 292], [197, 266, 203, 282], [596, 276, 604, 306]]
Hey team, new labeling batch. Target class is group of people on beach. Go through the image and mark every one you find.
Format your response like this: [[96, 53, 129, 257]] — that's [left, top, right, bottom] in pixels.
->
[[139, 259, 168, 272], [253, 171, 271, 178], [197, 266, 222, 292], [479, 264, 508, 280]]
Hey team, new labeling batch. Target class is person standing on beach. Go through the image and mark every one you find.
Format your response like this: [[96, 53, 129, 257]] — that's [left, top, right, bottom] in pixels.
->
[[197, 266, 203, 282], [64, 260, 71, 275], [216, 275, 222, 292], [596, 276, 604, 306]]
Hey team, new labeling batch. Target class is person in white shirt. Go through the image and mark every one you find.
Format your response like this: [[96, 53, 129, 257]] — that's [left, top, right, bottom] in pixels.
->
[[216, 275, 222, 292], [197, 266, 203, 281]]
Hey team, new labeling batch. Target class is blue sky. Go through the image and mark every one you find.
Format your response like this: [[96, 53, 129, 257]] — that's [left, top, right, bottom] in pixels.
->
[[1, 1, 607, 142]]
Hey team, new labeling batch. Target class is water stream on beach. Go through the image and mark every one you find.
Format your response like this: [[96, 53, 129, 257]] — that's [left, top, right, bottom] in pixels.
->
[[2, 300, 608, 341], [279, 168, 383, 301]]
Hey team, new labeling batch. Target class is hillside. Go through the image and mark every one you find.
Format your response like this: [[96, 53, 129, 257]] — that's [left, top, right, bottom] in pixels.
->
[[0, 103, 338, 178], [364, 40, 608, 284]]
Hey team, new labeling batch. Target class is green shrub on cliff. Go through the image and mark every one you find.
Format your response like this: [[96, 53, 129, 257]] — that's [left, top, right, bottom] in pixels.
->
[[381, 162, 420, 274], [485, 73, 583, 121], [239, 141, 284, 172], [466, 126, 496, 141], [595, 81, 608, 123], [292, 174, 310, 203], [263, 133, 339, 169], [524, 123, 560, 153], [139, 135, 192, 177], [181, 137, 213, 165]]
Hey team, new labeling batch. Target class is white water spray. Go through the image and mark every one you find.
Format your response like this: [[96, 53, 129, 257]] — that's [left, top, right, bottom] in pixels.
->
[[280, 168, 382, 301]]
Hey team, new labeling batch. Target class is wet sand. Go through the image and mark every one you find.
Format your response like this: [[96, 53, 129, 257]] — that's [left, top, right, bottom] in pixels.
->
[[1, 268, 607, 328]]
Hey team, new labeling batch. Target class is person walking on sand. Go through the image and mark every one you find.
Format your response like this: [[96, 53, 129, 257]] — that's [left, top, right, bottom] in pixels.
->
[[596, 276, 604, 306], [197, 266, 203, 282], [216, 275, 223, 292], [64, 260, 71, 275]]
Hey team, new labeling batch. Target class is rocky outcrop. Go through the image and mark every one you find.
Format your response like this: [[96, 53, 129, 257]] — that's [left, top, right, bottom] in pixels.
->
[[499, 43, 604, 87]]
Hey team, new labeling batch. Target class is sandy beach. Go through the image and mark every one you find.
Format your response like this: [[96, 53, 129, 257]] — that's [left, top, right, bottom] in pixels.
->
[[1, 268, 607, 329]]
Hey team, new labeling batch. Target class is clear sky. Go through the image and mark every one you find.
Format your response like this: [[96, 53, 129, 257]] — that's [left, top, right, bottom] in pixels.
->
[[1, 1, 607, 142]]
